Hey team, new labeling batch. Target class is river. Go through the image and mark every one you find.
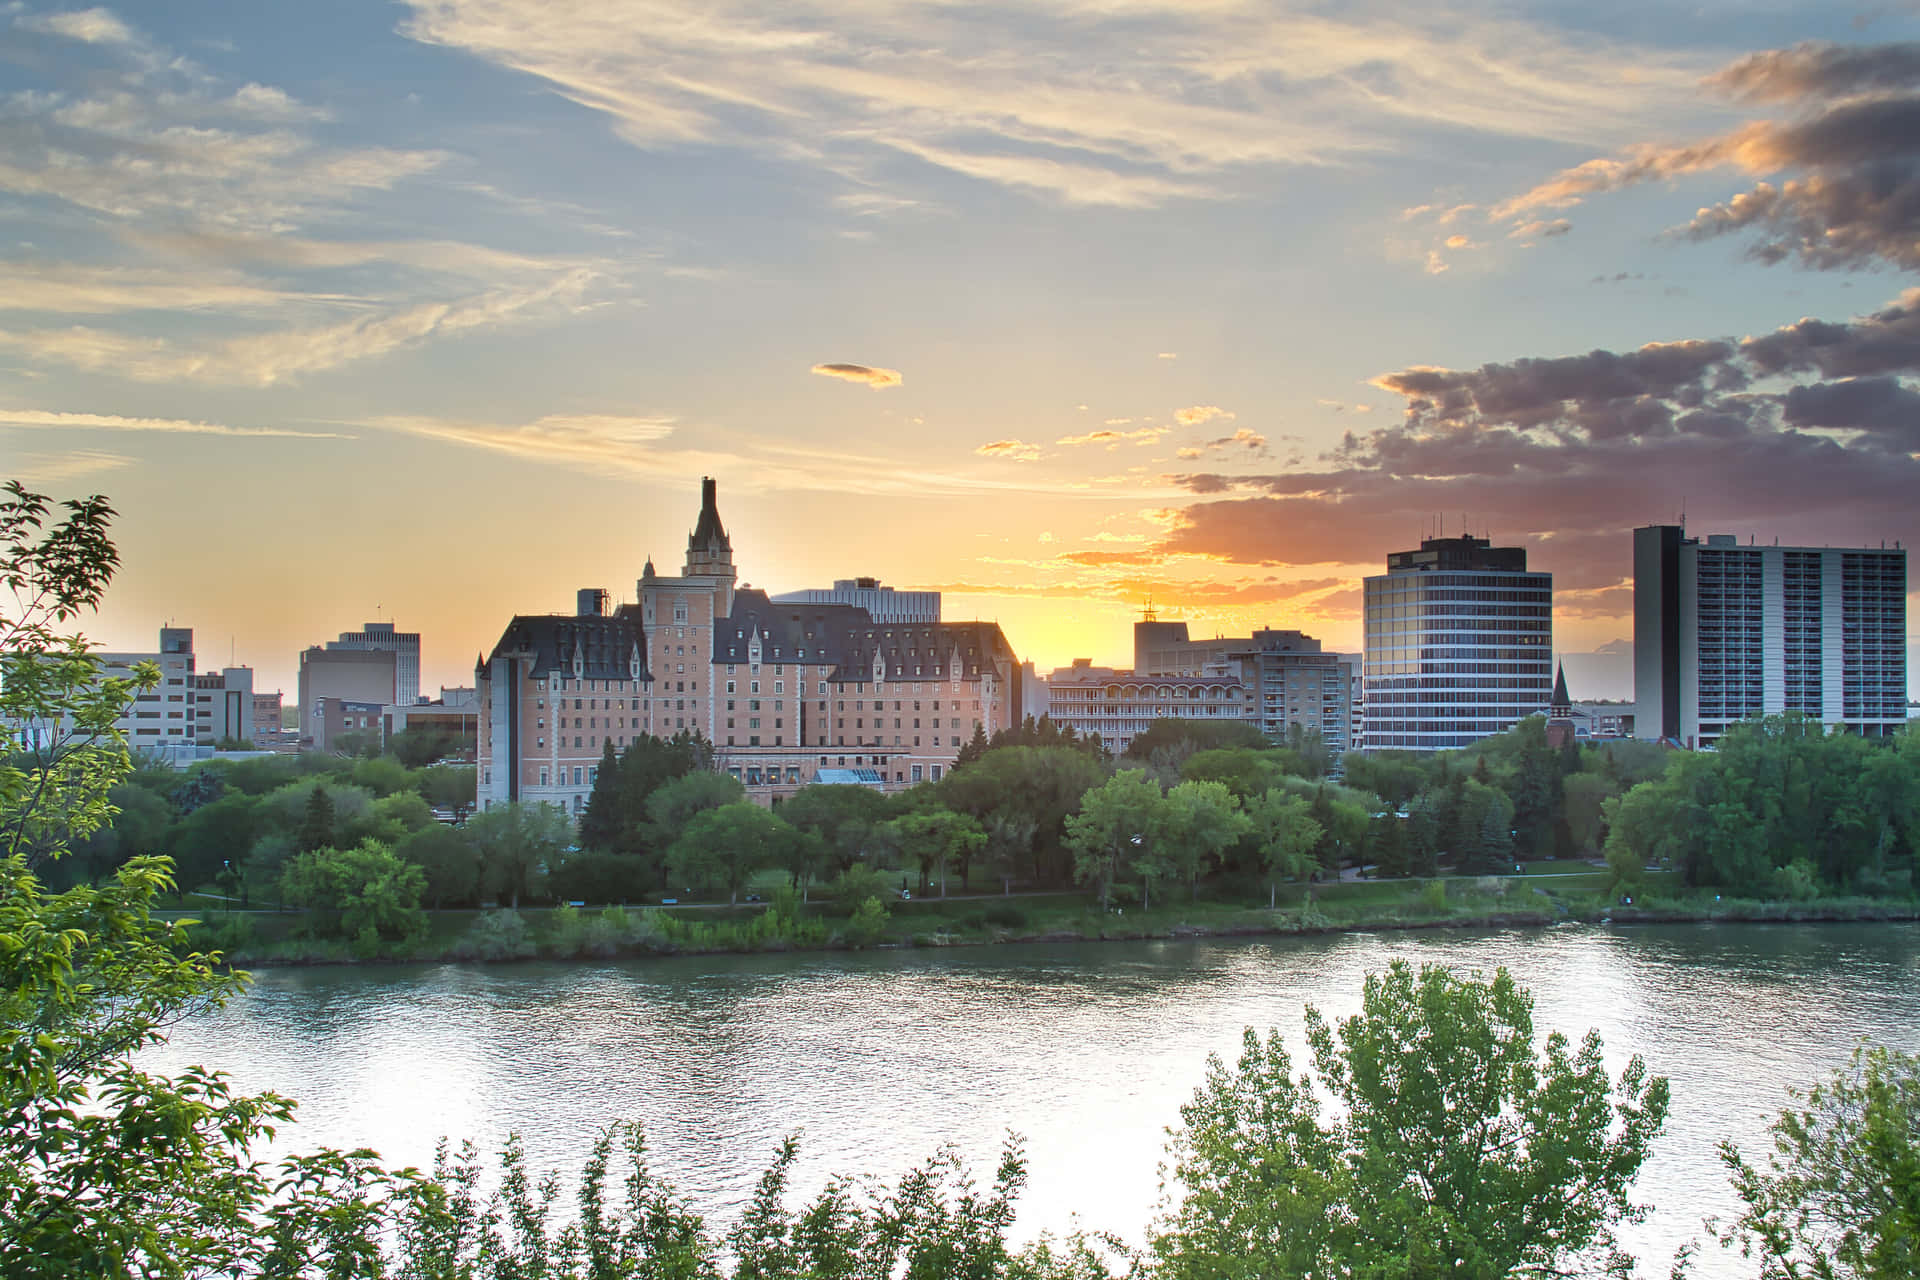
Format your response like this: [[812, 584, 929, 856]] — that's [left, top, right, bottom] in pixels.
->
[[149, 923, 1920, 1276]]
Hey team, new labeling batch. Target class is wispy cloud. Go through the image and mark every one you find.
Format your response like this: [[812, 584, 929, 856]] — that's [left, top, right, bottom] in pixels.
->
[[0, 271, 595, 386], [401, 0, 1708, 209], [362, 411, 1082, 499], [0, 408, 352, 438], [976, 438, 1043, 461], [9, 448, 134, 486], [1057, 426, 1168, 447], [0, 262, 308, 315], [810, 362, 903, 389]]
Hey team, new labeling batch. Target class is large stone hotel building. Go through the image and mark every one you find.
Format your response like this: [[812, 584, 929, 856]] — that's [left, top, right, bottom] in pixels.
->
[[476, 479, 1022, 813]]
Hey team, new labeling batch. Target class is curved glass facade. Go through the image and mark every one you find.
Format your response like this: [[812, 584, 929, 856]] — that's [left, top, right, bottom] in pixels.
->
[[1362, 556, 1553, 751]]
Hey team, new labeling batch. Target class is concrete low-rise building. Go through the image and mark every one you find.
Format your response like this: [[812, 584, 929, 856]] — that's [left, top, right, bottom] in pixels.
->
[[1042, 660, 1250, 755], [7, 626, 254, 756], [298, 647, 397, 746]]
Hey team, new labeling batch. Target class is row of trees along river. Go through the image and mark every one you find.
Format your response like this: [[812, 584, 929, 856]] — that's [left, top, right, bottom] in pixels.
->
[[44, 696, 1920, 961]]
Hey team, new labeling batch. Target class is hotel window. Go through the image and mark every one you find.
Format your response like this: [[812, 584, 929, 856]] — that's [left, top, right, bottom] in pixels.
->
[[573, 767, 583, 786], [540, 769, 549, 786]]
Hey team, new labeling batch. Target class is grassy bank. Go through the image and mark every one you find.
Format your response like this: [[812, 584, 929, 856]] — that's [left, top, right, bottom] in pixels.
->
[[169, 870, 1920, 967]]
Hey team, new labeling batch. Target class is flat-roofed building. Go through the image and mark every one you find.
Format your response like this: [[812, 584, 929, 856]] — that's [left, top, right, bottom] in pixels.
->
[[328, 621, 421, 706], [771, 577, 940, 624], [1042, 660, 1250, 755], [7, 627, 253, 755], [1363, 535, 1554, 751], [298, 647, 396, 747], [1133, 618, 1355, 753], [1634, 525, 1907, 747]]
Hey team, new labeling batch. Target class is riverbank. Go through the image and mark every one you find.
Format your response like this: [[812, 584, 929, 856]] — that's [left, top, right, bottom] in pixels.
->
[[176, 873, 1920, 967]]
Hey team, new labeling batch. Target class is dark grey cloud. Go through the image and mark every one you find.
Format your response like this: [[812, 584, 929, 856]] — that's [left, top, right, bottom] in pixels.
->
[[1782, 375, 1920, 441], [1743, 289, 1920, 377], [1712, 41, 1920, 102], [1149, 298, 1920, 595], [1503, 39, 1920, 273], [1685, 163, 1920, 271]]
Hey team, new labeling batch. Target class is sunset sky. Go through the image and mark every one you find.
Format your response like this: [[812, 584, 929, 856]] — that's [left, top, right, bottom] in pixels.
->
[[3, 1, 1916, 701]]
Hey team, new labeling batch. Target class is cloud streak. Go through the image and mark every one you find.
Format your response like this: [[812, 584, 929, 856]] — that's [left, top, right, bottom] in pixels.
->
[[0, 408, 352, 438], [810, 362, 903, 389], [975, 439, 1043, 461], [0, 271, 596, 386]]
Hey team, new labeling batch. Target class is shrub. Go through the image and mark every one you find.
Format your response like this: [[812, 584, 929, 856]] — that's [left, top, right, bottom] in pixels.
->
[[983, 904, 1027, 928], [1420, 879, 1448, 913], [844, 896, 889, 948], [452, 909, 535, 962]]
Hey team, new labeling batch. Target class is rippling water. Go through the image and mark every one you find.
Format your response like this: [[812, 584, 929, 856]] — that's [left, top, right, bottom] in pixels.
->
[[147, 923, 1920, 1276]]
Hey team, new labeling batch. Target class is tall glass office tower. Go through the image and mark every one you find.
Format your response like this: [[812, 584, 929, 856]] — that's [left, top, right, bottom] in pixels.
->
[[1362, 535, 1553, 751]]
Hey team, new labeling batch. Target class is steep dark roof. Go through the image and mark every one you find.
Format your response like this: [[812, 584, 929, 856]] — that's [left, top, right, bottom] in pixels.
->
[[710, 592, 1015, 682], [1551, 662, 1571, 710], [485, 612, 649, 681]]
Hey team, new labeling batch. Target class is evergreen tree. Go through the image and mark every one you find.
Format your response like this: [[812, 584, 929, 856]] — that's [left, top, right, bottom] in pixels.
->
[[579, 739, 622, 850], [956, 722, 990, 768], [297, 783, 335, 853]]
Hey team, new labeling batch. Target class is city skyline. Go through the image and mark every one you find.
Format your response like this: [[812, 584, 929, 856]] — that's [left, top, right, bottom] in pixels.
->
[[4, 3, 1917, 698]]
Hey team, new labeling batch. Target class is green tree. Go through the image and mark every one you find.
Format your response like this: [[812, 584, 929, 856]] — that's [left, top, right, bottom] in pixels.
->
[[956, 721, 990, 767], [297, 782, 335, 853], [667, 802, 791, 905], [416, 763, 478, 816], [982, 812, 1037, 895], [0, 478, 403, 1276], [1064, 770, 1165, 910], [647, 768, 747, 847], [280, 838, 428, 947], [1158, 779, 1251, 901], [1, 482, 157, 869], [890, 806, 987, 898], [781, 783, 894, 876], [1247, 790, 1322, 909], [1151, 961, 1670, 1280], [1714, 1044, 1920, 1280], [464, 800, 571, 909], [1180, 748, 1288, 802], [165, 792, 262, 898], [1562, 771, 1621, 856], [397, 823, 484, 909]]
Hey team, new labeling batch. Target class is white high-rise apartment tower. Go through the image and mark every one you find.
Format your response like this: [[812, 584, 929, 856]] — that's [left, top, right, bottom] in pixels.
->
[[1634, 526, 1907, 747]]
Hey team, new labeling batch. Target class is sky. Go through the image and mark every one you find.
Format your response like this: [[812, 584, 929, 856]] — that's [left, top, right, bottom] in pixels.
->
[[2, 1, 1917, 702]]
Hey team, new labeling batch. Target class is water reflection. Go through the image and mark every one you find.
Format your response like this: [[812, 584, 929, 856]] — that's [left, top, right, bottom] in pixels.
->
[[147, 923, 1920, 1277]]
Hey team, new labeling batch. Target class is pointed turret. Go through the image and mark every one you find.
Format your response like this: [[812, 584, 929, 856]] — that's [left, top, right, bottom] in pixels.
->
[[684, 476, 735, 581], [1551, 662, 1571, 715]]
